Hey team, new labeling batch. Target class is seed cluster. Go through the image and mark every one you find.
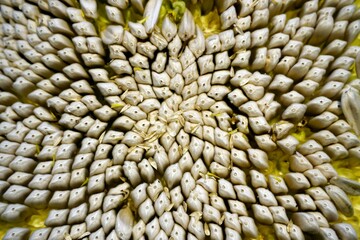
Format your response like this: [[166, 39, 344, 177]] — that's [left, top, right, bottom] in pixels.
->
[[1, 0, 360, 239]]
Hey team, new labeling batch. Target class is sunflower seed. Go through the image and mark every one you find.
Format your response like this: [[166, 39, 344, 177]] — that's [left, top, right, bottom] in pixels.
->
[[250, 169, 267, 188], [238, 216, 258, 238], [273, 223, 291, 240], [291, 212, 319, 234], [220, 6, 237, 30], [257, 188, 278, 206], [202, 204, 221, 224], [308, 111, 339, 130], [178, 9, 195, 41], [115, 205, 134, 240], [142, 0, 162, 34], [252, 204, 273, 225], [269, 74, 294, 93], [107, 0, 128, 9], [315, 199, 338, 222], [332, 223, 357, 240], [86, 209, 102, 232], [346, 19, 360, 42], [29, 228, 52, 240], [105, 5, 124, 25], [248, 116, 271, 135], [234, 32, 251, 51], [284, 173, 311, 191], [325, 185, 353, 218], [161, 15, 177, 42], [45, 208, 69, 227], [188, 215, 205, 239], [234, 185, 256, 203]]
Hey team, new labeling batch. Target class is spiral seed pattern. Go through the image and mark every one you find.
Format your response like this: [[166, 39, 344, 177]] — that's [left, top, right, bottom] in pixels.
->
[[1, 0, 360, 239]]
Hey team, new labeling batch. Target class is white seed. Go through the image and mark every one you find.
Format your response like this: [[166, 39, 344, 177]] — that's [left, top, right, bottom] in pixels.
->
[[275, 59, 298, 80], [230, 148, 250, 168], [204, 35, 221, 55], [255, 134, 278, 152], [170, 224, 186, 239], [252, 204, 273, 225], [162, 15, 177, 42], [137, 41, 157, 59], [143, 0, 162, 34], [79, 0, 97, 19], [223, 214, 241, 235], [346, 19, 360, 43], [326, 69, 351, 85], [72, 36, 88, 53], [108, 45, 127, 59], [82, 53, 105, 67], [168, 35, 182, 57], [256, 188, 278, 207], [65, 7, 85, 22], [216, 30, 235, 53], [105, 5, 124, 25], [232, 50, 251, 68], [234, 185, 256, 203], [325, 185, 353, 217], [151, 53, 166, 73], [264, 101, 281, 121], [188, 215, 205, 240], [234, 32, 251, 52], [281, 41, 303, 58], [107, 0, 128, 9], [306, 96, 332, 115], [239, 216, 258, 238], [304, 155, 324, 176], [178, 9, 195, 41], [268, 175, 288, 195], [269, 13, 286, 33], [100, 25, 123, 45], [308, 111, 339, 130], [276, 195, 298, 211], [327, 119, 351, 135], [273, 223, 291, 240], [206, 223, 222, 239], [110, 59, 132, 74], [341, 87, 360, 136], [129, 53, 149, 69], [172, 205, 189, 230], [322, 39, 347, 56], [288, 58, 312, 81], [333, 223, 357, 240], [315, 199, 339, 222], [282, 103, 307, 123], [202, 204, 221, 224], [337, 132, 360, 149], [227, 89, 247, 108], [45, 209, 69, 227], [269, 74, 293, 93], [308, 15, 333, 44], [238, 0, 254, 17], [220, 6, 237, 30], [292, 212, 319, 234], [248, 116, 271, 135], [294, 194, 316, 211], [197, 55, 214, 75], [343, 46, 360, 59], [265, 48, 282, 72], [115, 205, 134, 240], [250, 28, 269, 48], [284, 173, 311, 191], [166, 59, 182, 79], [218, 178, 236, 199]]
